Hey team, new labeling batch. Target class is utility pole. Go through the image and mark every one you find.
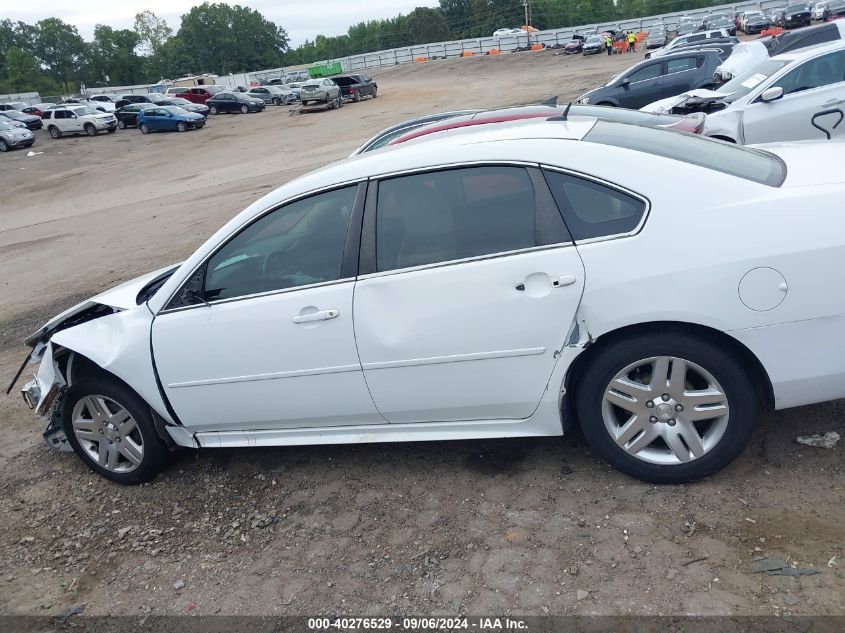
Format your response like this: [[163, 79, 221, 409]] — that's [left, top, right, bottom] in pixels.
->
[[523, 0, 531, 45]]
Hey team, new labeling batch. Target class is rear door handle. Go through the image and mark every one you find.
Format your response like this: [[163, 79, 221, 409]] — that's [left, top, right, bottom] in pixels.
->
[[292, 309, 339, 324], [551, 275, 577, 288], [823, 98, 845, 107]]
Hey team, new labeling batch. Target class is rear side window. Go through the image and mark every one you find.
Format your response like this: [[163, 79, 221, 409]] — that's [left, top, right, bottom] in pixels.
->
[[584, 120, 786, 186], [376, 166, 562, 272], [544, 171, 646, 241], [666, 57, 698, 73], [773, 49, 845, 95]]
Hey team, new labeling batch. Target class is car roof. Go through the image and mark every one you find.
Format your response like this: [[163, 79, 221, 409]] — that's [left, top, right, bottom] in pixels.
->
[[772, 38, 845, 61]]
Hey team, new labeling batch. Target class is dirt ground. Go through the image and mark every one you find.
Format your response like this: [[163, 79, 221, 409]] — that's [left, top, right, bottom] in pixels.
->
[[0, 49, 842, 619]]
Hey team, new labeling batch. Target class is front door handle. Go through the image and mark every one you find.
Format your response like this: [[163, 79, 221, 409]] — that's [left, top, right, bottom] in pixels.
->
[[292, 309, 339, 324], [823, 98, 845, 107], [551, 275, 577, 288]]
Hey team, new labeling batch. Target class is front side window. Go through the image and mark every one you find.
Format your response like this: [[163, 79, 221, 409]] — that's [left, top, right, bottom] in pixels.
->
[[545, 172, 645, 241], [772, 50, 845, 96], [628, 64, 661, 83], [189, 185, 357, 304], [376, 166, 541, 272]]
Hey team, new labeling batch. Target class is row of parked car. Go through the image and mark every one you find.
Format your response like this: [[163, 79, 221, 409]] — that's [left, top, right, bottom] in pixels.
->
[[0, 74, 381, 152], [575, 19, 845, 145]]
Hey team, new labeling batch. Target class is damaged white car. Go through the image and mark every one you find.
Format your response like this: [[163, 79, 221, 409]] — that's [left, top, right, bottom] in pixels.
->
[[643, 40, 845, 143], [10, 116, 845, 485]]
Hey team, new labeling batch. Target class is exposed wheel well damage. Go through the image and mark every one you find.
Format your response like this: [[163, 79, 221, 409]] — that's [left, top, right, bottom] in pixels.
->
[[561, 321, 775, 426], [54, 349, 183, 450]]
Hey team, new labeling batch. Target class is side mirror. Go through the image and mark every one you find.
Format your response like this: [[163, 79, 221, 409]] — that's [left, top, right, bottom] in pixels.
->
[[760, 86, 784, 103], [620, 78, 631, 88], [69, 113, 78, 119]]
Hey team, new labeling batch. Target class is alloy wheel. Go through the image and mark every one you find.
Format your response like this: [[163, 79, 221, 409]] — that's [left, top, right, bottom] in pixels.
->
[[0, 140, 7, 152], [601, 356, 730, 465], [71, 395, 144, 473]]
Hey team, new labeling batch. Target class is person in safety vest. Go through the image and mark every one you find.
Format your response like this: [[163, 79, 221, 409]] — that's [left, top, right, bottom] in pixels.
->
[[627, 31, 636, 53], [605, 34, 613, 55]]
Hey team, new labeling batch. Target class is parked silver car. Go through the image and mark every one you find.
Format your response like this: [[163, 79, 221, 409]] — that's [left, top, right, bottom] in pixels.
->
[[0, 119, 34, 151], [299, 79, 342, 108], [247, 86, 295, 105]]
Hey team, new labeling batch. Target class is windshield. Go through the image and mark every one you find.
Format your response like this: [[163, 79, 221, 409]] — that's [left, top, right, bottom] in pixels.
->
[[586, 36, 602, 44], [163, 106, 189, 114], [717, 59, 789, 102], [73, 107, 98, 116], [169, 98, 191, 105], [786, 4, 808, 10], [584, 120, 786, 186]]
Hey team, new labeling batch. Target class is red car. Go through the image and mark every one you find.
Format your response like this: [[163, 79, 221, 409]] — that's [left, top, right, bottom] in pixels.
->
[[389, 105, 705, 146], [174, 86, 227, 104]]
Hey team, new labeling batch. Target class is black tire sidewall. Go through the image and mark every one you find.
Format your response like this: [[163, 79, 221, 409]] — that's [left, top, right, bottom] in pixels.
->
[[575, 332, 757, 484], [85, 124, 96, 136], [0, 140, 7, 151], [61, 377, 168, 484], [177, 122, 187, 132], [241, 105, 248, 113]]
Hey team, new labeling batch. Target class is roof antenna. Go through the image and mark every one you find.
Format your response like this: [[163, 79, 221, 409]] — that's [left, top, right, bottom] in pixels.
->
[[561, 101, 572, 120]]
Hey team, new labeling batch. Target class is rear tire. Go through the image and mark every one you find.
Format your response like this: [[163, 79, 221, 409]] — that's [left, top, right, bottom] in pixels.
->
[[574, 330, 757, 484], [273, 97, 281, 106], [209, 106, 218, 115], [118, 119, 127, 129], [84, 123, 96, 136], [49, 126, 61, 139], [62, 377, 169, 484]]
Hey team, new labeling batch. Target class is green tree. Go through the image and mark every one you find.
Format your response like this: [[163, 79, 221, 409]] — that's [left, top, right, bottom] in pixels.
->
[[174, 3, 289, 75], [2, 47, 40, 92], [32, 17, 86, 92], [407, 7, 450, 44], [133, 10, 173, 56], [89, 25, 142, 86]]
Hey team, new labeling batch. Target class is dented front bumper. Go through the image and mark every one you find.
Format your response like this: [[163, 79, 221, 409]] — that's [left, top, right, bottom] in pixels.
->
[[20, 344, 72, 452]]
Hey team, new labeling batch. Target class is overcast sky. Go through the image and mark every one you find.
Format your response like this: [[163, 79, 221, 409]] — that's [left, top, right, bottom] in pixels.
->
[[1, 0, 440, 46]]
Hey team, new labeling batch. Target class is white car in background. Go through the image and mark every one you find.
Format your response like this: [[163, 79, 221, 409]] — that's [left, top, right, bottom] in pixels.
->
[[84, 95, 116, 112], [812, 1, 829, 18], [41, 104, 118, 138], [493, 28, 524, 38], [644, 40, 845, 144], [646, 28, 730, 58], [14, 117, 845, 486]]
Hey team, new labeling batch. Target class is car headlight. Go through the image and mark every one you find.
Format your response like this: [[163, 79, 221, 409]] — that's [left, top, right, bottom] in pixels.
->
[[578, 97, 590, 104]]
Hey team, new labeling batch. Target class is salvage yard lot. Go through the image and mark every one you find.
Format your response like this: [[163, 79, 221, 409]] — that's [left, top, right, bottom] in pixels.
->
[[0, 50, 843, 617]]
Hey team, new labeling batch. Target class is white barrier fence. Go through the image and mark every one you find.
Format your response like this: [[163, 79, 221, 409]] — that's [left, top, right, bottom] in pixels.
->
[[335, 1, 785, 72]]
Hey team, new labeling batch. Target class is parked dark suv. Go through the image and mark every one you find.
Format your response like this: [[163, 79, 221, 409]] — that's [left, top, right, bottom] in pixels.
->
[[783, 4, 813, 28], [576, 50, 723, 109]]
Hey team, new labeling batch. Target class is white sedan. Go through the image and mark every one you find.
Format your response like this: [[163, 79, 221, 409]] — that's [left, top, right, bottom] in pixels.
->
[[493, 28, 524, 38], [14, 117, 845, 485]]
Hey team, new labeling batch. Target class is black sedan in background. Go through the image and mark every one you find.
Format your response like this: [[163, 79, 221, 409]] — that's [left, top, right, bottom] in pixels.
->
[[154, 97, 210, 117], [115, 103, 154, 128], [206, 92, 266, 114], [0, 110, 43, 130], [333, 75, 378, 101], [783, 4, 812, 27]]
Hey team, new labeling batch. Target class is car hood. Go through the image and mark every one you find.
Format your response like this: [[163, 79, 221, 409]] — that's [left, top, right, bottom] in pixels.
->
[[715, 41, 769, 80], [24, 264, 181, 347], [641, 89, 728, 114]]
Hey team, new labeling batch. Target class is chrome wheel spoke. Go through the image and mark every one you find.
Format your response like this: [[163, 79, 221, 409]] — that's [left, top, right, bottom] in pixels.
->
[[686, 402, 729, 421], [97, 440, 109, 466], [615, 415, 648, 447], [625, 426, 658, 454], [106, 444, 120, 470], [668, 358, 687, 393], [119, 439, 143, 465], [675, 421, 706, 459], [650, 357, 670, 390], [84, 396, 108, 423], [664, 429, 693, 463]]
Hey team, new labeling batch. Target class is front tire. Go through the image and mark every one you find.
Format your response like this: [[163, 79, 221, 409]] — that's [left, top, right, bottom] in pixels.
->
[[118, 119, 127, 129], [0, 139, 7, 152], [139, 123, 149, 134], [209, 105, 218, 115], [240, 104, 249, 114], [84, 123, 96, 136], [574, 331, 757, 484], [61, 377, 169, 484], [176, 121, 187, 132], [49, 126, 61, 139]]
